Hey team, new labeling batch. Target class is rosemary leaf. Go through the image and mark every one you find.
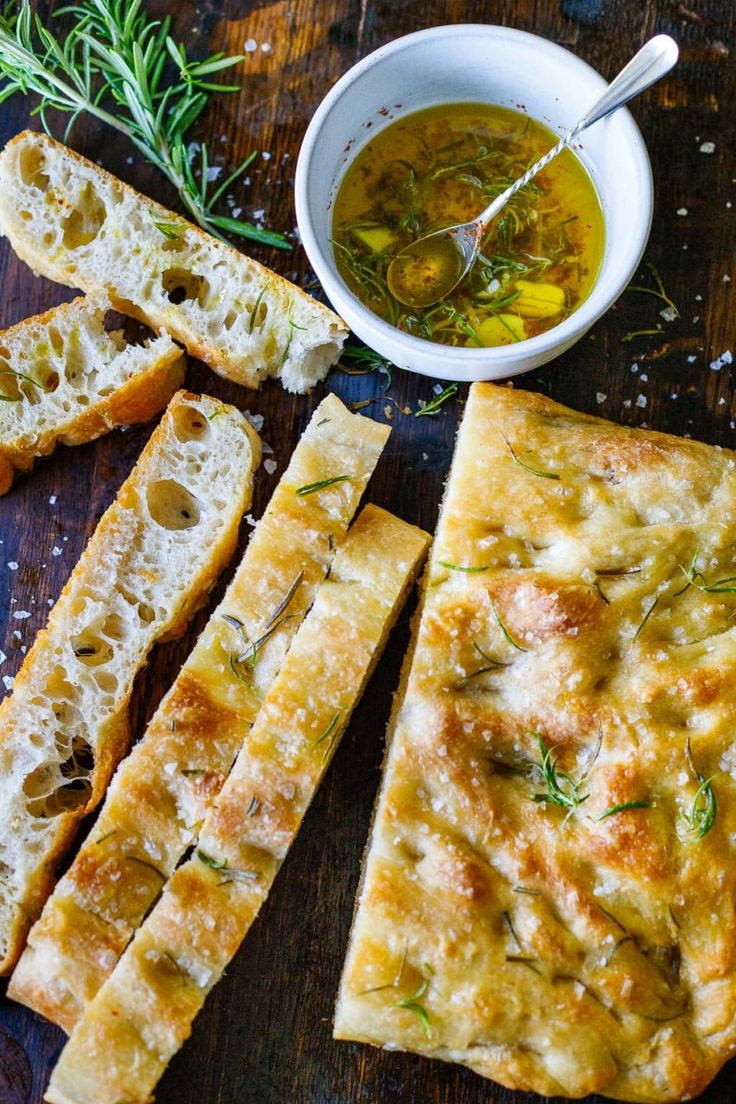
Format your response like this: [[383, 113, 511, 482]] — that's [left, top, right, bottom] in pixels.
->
[[529, 734, 589, 819], [490, 599, 528, 652], [196, 849, 226, 870], [437, 560, 490, 574], [502, 910, 522, 951], [339, 343, 394, 391], [596, 800, 652, 821], [394, 963, 434, 1038], [682, 739, 717, 840], [95, 828, 118, 845], [633, 595, 658, 641], [313, 710, 342, 762], [296, 475, 351, 497], [246, 795, 260, 817], [503, 436, 560, 480], [125, 854, 166, 881]]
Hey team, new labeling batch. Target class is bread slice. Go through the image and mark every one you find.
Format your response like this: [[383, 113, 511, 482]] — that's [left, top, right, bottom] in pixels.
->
[[0, 131, 347, 393], [0, 391, 260, 975], [44, 504, 429, 1104], [10, 393, 390, 1030], [0, 292, 185, 493]]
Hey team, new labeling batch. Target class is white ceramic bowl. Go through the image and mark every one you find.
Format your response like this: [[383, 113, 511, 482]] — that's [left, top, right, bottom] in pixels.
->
[[295, 24, 653, 382]]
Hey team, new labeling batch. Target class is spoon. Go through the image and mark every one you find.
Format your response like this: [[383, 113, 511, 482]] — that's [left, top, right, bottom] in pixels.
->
[[386, 34, 679, 310]]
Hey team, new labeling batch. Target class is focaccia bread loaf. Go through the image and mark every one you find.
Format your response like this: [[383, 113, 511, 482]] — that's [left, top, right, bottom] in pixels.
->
[[0, 391, 260, 975], [0, 131, 347, 392], [336, 383, 736, 1103], [44, 504, 430, 1104], [0, 292, 185, 494], [10, 394, 390, 1031]]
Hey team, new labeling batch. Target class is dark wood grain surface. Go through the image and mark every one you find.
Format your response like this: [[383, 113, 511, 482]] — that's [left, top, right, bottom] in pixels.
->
[[0, 1, 734, 1101]]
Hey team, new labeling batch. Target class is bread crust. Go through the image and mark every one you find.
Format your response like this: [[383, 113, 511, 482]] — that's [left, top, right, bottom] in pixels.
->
[[0, 131, 347, 392], [0, 293, 185, 492], [0, 391, 260, 973], [44, 504, 429, 1104], [10, 394, 390, 1030], [336, 383, 736, 1102]]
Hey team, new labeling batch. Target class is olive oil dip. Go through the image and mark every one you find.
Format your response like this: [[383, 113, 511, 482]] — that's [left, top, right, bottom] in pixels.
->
[[332, 103, 604, 348]]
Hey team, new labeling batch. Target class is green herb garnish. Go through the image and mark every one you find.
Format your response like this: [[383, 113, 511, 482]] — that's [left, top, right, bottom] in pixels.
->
[[503, 436, 560, 480], [296, 475, 351, 497], [339, 343, 394, 391], [181, 768, 205, 778], [125, 854, 165, 881], [196, 848, 258, 884], [151, 218, 180, 240], [95, 828, 118, 845], [196, 849, 226, 871], [627, 263, 679, 319], [277, 307, 307, 372], [437, 560, 490, 574], [682, 739, 717, 840], [595, 800, 652, 821], [0, 1, 289, 249], [246, 795, 260, 817], [313, 710, 341, 762], [633, 595, 659, 641], [394, 963, 434, 1038], [529, 734, 593, 822], [415, 382, 459, 418], [490, 599, 528, 652], [502, 910, 522, 951], [677, 549, 736, 596], [456, 642, 508, 688]]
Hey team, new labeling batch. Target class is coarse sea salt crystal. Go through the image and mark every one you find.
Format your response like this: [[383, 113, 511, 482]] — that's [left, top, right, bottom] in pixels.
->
[[2, 675, 14, 691], [710, 351, 733, 371], [264, 459, 277, 475], [699, 141, 716, 154], [7, 562, 17, 571], [13, 610, 30, 620], [52, 546, 62, 556], [244, 38, 257, 52]]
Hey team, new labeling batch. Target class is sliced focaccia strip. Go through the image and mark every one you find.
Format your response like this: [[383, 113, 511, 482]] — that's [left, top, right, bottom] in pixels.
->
[[0, 293, 185, 493], [0, 131, 346, 392], [0, 391, 261, 975], [335, 383, 736, 1103], [44, 504, 429, 1104], [10, 393, 390, 1030]]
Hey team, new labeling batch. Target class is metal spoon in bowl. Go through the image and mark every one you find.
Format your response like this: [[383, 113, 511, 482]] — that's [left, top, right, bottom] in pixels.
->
[[386, 34, 679, 311]]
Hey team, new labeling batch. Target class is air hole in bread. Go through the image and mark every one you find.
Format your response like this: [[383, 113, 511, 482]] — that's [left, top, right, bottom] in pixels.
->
[[76, 394, 90, 406], [47, 325, 65, 357], [43, 231, 54, 246], [101, 613, 127, 641], [223, 308, 239, 330], [18, 144, 50, 190], [24, 735, 95, 818], [161, 267, 209, 308], [138, 602, 156, 624], [62, 182, 107, 249], [70, 632, 114, 667], [146, 479, 201, 531], [93, 670, 119, 694], [172, 404, 211, 444]]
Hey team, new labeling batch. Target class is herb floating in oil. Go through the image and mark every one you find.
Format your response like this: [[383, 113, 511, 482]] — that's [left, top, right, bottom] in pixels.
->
[[394, 964, 434, 1038], [332, 103, 603, 347], [682, 739, 717, 840], [0, 1, 289, 249]]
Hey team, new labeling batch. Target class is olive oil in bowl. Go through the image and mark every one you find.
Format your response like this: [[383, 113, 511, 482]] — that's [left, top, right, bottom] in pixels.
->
[[332, 103, 604, 348]]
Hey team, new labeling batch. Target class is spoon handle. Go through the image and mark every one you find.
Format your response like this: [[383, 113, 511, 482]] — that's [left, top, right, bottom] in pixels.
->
[[475, 34, 678, 229]]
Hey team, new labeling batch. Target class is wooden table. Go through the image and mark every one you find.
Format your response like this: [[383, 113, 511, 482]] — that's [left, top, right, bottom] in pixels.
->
[[0, 1, 734, 1101]]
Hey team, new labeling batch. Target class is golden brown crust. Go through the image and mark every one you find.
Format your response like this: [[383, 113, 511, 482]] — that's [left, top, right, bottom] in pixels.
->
[[44, 504, 430, 1104], [10, 394, 390, 1028], [336, 383, 736, 1102]]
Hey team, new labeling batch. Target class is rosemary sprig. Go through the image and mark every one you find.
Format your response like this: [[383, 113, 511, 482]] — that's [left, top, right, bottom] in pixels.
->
[[196, 848, 258, 883], [682, 739, 717, 840], [677, 549, 736, 595], [95, 828, 118, 845], [529, 734, 591, 821], [0, 1, 289, 249], [296, 475, 351, 497], [490, 599, 528, 653], [415, 382, 459, 417], [455, 642, 508, 688], [338, 343, 394, 391], [503, 436, 560, 480], [627, 263, 679, 319], [394, 963, 434, 1038], [595, 800, 652, 821]]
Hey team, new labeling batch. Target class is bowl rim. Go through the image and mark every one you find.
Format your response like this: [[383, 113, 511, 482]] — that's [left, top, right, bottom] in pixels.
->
[[295, 23, 654, 371]]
